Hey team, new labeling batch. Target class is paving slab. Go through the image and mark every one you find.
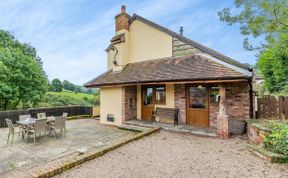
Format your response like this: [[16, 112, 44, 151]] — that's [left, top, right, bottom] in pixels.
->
[[0, 119, 135, 177]]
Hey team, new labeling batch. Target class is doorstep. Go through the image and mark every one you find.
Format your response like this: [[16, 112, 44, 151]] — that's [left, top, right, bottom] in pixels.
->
[[124, 119, 217, 137]]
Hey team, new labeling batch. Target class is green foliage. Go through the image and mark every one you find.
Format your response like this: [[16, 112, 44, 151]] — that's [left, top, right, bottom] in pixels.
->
[[257, 34, 288, 92], [63, 80, 75, 91], [51, 78, 63, 92], [218, 0, 288, 50], [36, 91, 98, 107], [264, 122, 288, 156], [63, 79, 97, 94], [0, 30, 48, 110]]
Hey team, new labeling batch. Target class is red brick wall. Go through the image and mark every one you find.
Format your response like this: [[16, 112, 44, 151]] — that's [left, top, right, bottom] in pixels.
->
[[209, 102, 218, 129], [226, 82, 250, 119], [122, 86, 137, 121], [174, 84, 186, 124], [115, 13, 130, 32], [174, 82, 250, 127], [209, 82, 250, 128]]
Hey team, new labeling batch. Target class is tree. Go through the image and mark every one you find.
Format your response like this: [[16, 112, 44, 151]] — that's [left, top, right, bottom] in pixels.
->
[[218, 0, 288, 50], [257, 34, 288, 93], [74, 86, 82, 93], [63, 80, 75, 91], [0, 30, 48, 110], [51, 79, 63, 92]]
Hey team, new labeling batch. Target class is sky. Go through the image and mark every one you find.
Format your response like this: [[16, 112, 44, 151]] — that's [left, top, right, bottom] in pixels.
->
[[0, 0, 261, 85]]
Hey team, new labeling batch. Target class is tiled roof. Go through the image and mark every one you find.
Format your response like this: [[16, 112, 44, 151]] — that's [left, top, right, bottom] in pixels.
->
[[130, 14, 251, 71], [84, 54, 249, 87]]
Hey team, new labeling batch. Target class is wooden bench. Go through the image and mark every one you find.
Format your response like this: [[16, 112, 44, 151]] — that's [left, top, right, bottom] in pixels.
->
[[152, 107, 179, 125]]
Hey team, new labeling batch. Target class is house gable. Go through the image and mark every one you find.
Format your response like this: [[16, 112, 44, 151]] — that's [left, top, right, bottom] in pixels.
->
[[129, 19, 172, 63], [130, 14, 251, 72], [87, 9, 253, 87]]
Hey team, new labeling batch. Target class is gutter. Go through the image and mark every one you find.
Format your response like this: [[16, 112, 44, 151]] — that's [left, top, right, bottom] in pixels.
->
[[248, 79, 254, 118]]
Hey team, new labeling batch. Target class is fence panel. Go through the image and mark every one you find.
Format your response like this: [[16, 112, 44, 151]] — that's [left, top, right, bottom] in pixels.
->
[[0, 106, 93, 128], [257, 96, 288, 119]]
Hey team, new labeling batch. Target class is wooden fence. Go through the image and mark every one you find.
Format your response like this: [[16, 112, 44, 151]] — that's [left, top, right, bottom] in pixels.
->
[[0, 106, 93, 128], [257, 96, 288, 119]]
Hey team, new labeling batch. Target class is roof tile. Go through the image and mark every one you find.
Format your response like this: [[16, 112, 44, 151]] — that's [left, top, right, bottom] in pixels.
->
[[84, 54, 248, 87]]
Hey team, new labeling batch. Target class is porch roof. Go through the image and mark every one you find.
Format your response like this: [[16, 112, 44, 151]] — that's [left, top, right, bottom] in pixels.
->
[[84, 54, 250, 87]]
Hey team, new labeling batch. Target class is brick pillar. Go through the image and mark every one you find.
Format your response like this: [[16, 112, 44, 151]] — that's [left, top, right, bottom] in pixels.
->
[[122, 86, 137, 122], [217, 84, 229, 138], [174, 84, 186, 124]]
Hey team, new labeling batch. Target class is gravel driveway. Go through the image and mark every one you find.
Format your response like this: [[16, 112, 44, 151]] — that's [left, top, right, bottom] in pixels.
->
[[57, 131, 288, 178]]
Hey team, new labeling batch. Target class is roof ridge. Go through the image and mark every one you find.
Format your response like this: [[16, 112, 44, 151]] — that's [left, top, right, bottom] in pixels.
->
[[130, 14, 251, 71]]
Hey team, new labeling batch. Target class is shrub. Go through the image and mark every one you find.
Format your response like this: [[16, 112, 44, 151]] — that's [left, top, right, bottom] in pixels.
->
[[264, 122, 288, 155]]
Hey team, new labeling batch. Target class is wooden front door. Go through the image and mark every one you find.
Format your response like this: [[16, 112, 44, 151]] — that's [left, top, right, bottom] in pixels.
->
[[141, 86, 154, 121], [186, 85, 209, 127]]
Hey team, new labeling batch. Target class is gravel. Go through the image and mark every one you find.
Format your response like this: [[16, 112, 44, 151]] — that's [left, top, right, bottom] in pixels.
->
[[57, 131, 288, 178]]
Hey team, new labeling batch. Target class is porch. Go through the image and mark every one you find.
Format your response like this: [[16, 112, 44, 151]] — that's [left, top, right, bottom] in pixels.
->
[[120, 81, 251, 138]]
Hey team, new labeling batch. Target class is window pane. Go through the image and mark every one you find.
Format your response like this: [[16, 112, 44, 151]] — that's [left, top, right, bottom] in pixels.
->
[[189, 86, 206, 108], [143, 88, 153, 105], [155, 86, 166, 104], [210, 87, 220, 103]]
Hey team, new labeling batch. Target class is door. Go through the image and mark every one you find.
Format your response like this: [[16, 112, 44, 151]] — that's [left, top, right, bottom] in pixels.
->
[[186, 85, 209, 127], [141, 87, 154, 121]]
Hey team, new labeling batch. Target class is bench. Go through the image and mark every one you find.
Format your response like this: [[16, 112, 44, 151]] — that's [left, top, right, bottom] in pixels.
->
[[152, 107, 179, 125]]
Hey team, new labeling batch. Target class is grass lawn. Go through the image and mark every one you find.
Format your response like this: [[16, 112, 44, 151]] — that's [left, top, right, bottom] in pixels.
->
[[37, 90, 97, 107], [47, 90, 95, 101]]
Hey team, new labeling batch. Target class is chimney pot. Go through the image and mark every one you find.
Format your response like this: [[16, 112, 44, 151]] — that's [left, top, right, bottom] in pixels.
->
[[121, 5, 126, 13]]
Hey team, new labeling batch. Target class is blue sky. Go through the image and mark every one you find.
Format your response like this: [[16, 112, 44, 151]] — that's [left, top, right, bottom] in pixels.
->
[[0, 0, 260, 85]]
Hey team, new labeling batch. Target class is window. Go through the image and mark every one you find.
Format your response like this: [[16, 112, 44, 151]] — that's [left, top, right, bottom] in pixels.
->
[[142, 85, 166, 105], [129, 98, 133, 108], [143, 87, 153, 105], [210, 87, 220, 103], [189, 86, 206, 109], [155, 86, 166, 104]]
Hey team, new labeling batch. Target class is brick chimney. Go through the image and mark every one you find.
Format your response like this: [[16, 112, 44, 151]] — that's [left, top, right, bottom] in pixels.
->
[[115, 5, 131, 32]]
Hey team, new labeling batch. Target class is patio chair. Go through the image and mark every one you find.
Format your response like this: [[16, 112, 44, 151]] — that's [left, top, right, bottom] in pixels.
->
[[37, 112, 46, 119], [5, 119, 24, 145], [50, 116, 66, 138], [26, 118, 49, 143], [18, 114, 31, 132], [62, 112, 68, 117]]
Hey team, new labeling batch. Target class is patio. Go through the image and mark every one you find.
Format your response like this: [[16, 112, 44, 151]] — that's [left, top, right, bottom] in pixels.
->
[[0, 118, 136, 177]]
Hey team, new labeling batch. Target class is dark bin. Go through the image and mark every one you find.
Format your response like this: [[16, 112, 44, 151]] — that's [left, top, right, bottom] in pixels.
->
[[229, 118, 246, 135]]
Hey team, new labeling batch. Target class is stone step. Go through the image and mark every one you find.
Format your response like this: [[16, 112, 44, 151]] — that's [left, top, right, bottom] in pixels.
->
[[124, 121, 217, 137], [247, 144, 288, 163], [118, 124, 151, 132]]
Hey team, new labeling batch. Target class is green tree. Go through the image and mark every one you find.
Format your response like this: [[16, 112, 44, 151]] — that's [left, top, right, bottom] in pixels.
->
[[51, 78, 63, 92], [257, 34, 288, 92], [0, 30, 48, 110], [74, 86, 82, 93], [63, 80, 75, 91], [218, 0, 288, 50]]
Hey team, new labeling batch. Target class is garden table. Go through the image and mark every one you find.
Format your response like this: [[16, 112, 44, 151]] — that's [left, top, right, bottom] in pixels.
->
[[17, 118, 36, 125]]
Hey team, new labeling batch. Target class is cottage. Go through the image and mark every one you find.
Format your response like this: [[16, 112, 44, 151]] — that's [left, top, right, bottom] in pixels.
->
[[84, 6, 253, 138]]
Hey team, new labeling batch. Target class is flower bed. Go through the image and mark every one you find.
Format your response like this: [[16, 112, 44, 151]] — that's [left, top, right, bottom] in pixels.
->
[[247, 119, 288, 163]]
